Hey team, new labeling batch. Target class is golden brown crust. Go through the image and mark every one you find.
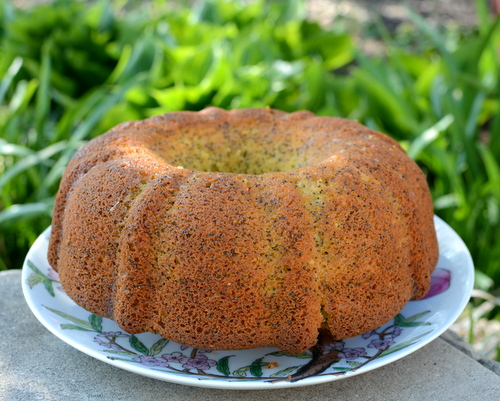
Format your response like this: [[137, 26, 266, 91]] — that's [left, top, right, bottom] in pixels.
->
[[48, 107, 438, 354]]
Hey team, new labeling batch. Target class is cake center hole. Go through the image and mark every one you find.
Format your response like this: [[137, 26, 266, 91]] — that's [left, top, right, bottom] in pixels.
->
[[159, 128, 315, 175]]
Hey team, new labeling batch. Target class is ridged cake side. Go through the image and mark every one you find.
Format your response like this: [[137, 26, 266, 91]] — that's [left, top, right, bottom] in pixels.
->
[[48, 107, 438, 354]]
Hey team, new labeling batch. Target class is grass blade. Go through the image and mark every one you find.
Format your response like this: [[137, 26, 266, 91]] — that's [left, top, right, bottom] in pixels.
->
[[34, 40, 52, 140], [0, 141, 67, 190], [408, 115, 454, 160], [0, 198, 54, 225], [405, 7, 459, 79], [0, 57, 23, 104]]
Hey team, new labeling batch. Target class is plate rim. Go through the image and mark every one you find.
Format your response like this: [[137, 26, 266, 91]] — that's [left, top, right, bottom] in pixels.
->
[[21, 216, 474, 390]]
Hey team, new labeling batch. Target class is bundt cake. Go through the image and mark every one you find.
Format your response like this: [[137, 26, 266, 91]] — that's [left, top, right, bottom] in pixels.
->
[[48, 107, 438, 354]]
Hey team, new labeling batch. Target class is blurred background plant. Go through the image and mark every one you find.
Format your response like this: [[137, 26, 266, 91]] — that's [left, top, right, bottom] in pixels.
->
[[0, 0, 499, 360]]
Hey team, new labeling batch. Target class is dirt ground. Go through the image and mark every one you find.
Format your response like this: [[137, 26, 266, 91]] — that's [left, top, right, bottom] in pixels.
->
[[307, 0, 478, 28], [13, 0, 480, 27]]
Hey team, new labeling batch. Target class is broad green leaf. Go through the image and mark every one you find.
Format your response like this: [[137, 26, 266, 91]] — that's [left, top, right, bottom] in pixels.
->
[[175, 45, 214, 86], [89, 314, 103, 333], [148, 338, 169, 356], [111, 37, 157, 84], [347, 360, 363, 368], [27, 273, 45, 289], [304, 61, 326, 111], [270, 365, 300, 377], [249, 357, 264, 377], [193, 0, 234, 24], [273, 0, 307, 24], [304, 32, 354, 70], [216, 355, 233, 376], [129, 335, 149, 355], [150, 87, 187, 112], [475, 0, 491, 32], [232, 365, 250, 377], [43, 279, 55, 297]]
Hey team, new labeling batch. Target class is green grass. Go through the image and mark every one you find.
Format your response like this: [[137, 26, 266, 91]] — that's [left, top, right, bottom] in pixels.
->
[[1, 0, 499, 358]]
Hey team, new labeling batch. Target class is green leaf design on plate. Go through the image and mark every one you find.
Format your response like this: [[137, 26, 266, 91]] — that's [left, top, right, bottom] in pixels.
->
[[27, 273, 45, 288], [89, 314, 103, 333], [232, 365, 250, 377], [249, 357, 265, 377], [397, 321, 432, 327], [394, 311, 432, 327], [379, 331, 433, 358], [44, 306, 94, 329], [108, 356, 139, 363], [216, 355, 233, 376], [347, 360, 363, 368], [26, 260, 56, 296], [129, 335, 149, 355], [43, 279, 55, 296], [332, 367, 352, 372], [270, 365, 300, 377], [148, 338, 169, 356], [404, 310, 432, 322], [267, 350, 312, 359], [60, 323, 94, 331], [27, 260, 44, 275], [104, 350, 138, 357]]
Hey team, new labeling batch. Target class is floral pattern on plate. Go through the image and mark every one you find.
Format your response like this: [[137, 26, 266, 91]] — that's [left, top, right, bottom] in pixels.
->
[[22, 216, 474, 389]]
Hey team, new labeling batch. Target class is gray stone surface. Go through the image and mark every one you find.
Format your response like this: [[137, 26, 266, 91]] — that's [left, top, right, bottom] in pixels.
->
[[1, 269, 499, 401], [441, 330, 500, 376]]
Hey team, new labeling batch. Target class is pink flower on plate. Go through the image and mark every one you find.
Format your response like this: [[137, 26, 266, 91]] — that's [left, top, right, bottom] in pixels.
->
[[368, 339, 395, 350], [132, 355, 169, 367], [47, 268, 60, 281], [322, 341, 345, 355], [362, 330, 375, 339], [162, 352, 189, 364], [421, 268, 451, 300], [339, 347, 367, 360], [181, 354, 217, 370], [47, 268, 65, 292]]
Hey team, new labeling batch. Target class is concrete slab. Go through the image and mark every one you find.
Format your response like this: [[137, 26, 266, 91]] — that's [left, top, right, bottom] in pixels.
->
[[1, 269, 499, 401]]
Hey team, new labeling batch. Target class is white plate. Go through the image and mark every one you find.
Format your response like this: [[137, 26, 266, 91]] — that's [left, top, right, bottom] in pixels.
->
[[22, 216, 473, 389]]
